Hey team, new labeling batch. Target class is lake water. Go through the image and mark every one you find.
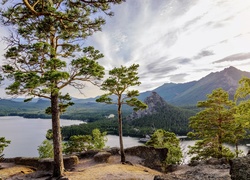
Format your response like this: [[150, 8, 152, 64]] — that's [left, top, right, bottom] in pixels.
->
[[0, 116, 249, 162], [0, 116, 143, 158]]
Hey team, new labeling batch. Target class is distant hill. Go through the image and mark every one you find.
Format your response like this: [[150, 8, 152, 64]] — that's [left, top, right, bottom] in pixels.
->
[[1, 66, 249, 117], [128, 92, 196, 135], [139, 66, 250, 106]]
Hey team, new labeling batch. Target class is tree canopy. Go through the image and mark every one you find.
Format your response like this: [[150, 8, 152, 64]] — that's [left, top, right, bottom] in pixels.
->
[[0, 0, 124, 177]]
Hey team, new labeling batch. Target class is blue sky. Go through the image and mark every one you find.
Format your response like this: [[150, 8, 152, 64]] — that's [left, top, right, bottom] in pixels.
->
[[1, 0, 250, 98]]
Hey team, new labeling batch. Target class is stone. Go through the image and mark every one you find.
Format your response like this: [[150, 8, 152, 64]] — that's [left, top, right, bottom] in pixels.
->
[[153, 175, 165, 180], [125, 146, 168, 172], [14, 157, 39, 167], [63, 156, 79, 170], [38, 156, 79, 171], [38, 158, 53, 171], [206, 157, 228, 165], [188, 160, 200, 166], [106, 147, 120, 155], [79, 149, 99, 159], [93, 151, 111, 163], [230, 155, 250, 180]]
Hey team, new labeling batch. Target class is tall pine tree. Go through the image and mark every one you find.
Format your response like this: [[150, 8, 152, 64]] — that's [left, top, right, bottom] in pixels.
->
[[96, 64, 147, 163], [188, 88, 235, 160], [0, 0, 124, 177]]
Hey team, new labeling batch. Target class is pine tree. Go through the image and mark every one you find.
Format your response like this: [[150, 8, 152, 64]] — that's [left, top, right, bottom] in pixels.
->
[[188, 88, 235, 160], [1, 0, 124, 177], [96, 64, 147, 163]]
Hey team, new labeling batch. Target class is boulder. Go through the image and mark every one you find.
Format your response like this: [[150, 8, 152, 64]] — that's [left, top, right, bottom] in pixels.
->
[[125, 146, 168, 172], [38, 156, 79, 171], [230, 155, 250, 180], [14, 157, 39, 167], [38, 158, 53, 171], [63, 155, 79, 170], [93, 152, 111, 163], [79, 149, 99, 159], [106, 147, 120, 155]]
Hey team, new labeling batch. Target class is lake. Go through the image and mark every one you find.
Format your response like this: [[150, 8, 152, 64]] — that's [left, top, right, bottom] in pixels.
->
[[0, 116, 143, 158], [0, 116, 249, 162]]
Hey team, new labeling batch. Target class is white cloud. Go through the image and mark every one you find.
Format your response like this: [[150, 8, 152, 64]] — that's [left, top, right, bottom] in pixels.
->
[[2, 0, 250, 98]]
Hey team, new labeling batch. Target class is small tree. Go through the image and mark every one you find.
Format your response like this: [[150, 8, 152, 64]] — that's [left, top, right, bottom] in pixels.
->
[[146, 129, 182, 165], [64, 129, 107, 154], [38, 140, 54, 158], [0, 137, 10, 157], [96, 64, 147, 163], [188, 88, 235, 160]]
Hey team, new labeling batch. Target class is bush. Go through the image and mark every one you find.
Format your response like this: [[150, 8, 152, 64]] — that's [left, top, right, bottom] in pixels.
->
[[37, 139, 54, 158], [64, 128, 107, 154]]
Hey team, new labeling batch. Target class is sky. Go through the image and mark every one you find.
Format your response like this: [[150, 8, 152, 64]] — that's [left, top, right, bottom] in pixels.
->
[[1, 0, 250, 99]]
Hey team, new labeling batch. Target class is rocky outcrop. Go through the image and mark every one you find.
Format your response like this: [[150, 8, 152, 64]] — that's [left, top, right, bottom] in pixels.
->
[[14, 157, 40, 167], [93, 152, 111, 163], [78, 149, 99, 158], [38, 156, 79, 171], [127, 92, 168, 120], [5, 156, 79, 171], [230, 155, 250, 180], [125, 146, 168, 172], [154, 158, 231, 180], [79, 146, 168, 172]]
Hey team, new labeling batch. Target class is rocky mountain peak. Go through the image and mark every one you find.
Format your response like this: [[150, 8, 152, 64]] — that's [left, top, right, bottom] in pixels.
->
[[144, 91, 167, 107], [127, 92, 167, 120]]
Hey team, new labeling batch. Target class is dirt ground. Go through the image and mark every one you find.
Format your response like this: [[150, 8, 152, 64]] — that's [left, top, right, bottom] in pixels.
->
[[0, 155, 231, 180], [0, 155, 162, 180]]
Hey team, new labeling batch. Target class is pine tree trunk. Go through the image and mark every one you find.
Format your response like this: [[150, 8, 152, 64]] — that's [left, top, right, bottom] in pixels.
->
[[51, 94, 64, 177], [235, 142, 239, 157], [118, 99, 125, 163]]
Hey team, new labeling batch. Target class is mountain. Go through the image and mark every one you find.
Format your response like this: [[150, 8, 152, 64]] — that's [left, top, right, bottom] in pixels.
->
[[1, 66, 249, 116], [128, 92, 167, 120], [139, 66, 250, 106], [128, 92, 196, 135]]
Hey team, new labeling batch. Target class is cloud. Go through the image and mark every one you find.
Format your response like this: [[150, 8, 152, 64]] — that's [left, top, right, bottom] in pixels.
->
[[168, 73, 189, 82], [214, 52, 250, 63], [2, 0, 250, 98], [194, 50, 214, 59]]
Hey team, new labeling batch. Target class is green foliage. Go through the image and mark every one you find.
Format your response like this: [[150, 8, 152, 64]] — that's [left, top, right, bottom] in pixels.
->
[[233, 76, 250, 156], [146, 129, 183, 165], [64, 129, 107, 154], [0, 137, 11, 155], [96, 64, 147, 162], [188, 88, 236, 160], [234, 77, 250, 127], [1, 0, 124, 176], [91, 128, 108, 149], [46, 129, 53, 140], [188, 139, 235, 161], [37, 140, 54, 158]]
